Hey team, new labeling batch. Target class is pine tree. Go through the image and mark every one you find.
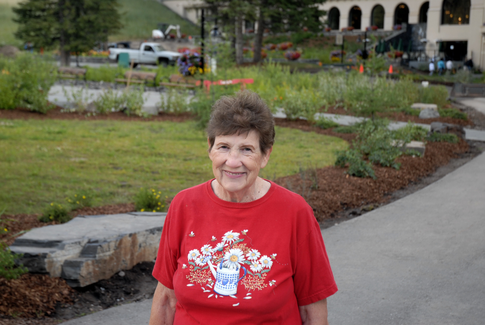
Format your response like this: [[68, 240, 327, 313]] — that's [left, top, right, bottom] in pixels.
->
[[13, 0, 122, 66]]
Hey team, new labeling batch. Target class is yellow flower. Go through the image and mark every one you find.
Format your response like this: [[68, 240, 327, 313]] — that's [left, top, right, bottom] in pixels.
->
[[83, 196, 86, 199], [141, 209, 144, 212], [1, 69, 10, 75], [158, 191, 161, 194], [4, 228, 7, 232], [51, 203, 54, 206], [158, 202, 161, 205], [76, 201, 79, 204], [49, 216, 53, 220], [152, 210, 156, 212]]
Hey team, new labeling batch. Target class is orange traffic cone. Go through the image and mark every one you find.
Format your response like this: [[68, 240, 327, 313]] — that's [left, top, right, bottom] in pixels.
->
[[359, 64, 364, 73], [389, 65, 393, 74]]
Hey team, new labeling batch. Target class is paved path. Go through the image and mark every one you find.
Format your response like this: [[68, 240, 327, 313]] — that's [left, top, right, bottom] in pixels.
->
[[62, 150, 485, 324]]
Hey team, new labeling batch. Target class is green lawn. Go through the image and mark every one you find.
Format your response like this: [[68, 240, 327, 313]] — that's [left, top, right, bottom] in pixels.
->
[[0, 119, 347, 215], [0, 0, 199, 47]]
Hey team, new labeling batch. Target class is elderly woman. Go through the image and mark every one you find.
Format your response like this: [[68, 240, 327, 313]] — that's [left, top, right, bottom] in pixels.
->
[[149, 91, 337, 324]]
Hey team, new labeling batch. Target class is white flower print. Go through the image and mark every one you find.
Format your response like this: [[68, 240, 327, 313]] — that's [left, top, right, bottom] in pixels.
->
[[188, 249, 200, 261], [195, 257, 206, 266], [222, 230, 240, 244], [215, 242, 225, 251], [211, 236, 217, 241], [269, 280, 276, 286], [259, 255, 273, 269], [182, 264, 187, 269], [249, 261, 262, 273], [271, 253, 277, 259], [223, 248, 245, 270], [241, 229, 248, 235], [246, 249, 261, 261], [201, 244, 213, 255], [189, 231, 195, 237]]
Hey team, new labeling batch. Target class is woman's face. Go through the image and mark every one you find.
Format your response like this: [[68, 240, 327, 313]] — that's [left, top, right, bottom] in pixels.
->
[[209, 130, 271, 198]]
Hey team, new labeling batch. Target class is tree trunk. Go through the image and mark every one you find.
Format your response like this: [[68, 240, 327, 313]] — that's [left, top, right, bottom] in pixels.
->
[[60, 49, 71, 66], [235, 15, 244, 65], [253, 2, 265, 63]]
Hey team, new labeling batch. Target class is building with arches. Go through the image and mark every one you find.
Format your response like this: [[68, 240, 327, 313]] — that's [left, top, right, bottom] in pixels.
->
[[322, 0, 485, 68]]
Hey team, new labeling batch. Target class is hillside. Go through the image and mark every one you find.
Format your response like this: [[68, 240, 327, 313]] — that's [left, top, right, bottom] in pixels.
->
[[0, 0, 199, 47]]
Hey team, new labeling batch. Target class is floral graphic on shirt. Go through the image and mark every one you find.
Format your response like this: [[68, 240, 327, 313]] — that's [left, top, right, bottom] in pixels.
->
[[185, 229, 278, 304]]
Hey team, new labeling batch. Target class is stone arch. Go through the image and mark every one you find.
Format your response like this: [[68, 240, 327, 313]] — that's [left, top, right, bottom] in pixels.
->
[[394, 3, 409, 26], [441, 0, 470, 25], [419, 2, 429, 23], [349, 6, 362, 30], [371, 5, 385, 29], [328, 7, 340, 30]]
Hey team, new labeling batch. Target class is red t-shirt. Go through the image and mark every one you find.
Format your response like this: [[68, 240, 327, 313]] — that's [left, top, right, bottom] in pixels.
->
[[153, 180, 337, 324]]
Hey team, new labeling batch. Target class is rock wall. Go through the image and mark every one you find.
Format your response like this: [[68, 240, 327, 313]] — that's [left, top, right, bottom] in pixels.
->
[[10, 213, 166, 287]]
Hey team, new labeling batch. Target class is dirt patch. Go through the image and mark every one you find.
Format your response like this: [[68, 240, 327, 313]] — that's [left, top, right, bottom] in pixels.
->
[[1, 110, 484, 324]]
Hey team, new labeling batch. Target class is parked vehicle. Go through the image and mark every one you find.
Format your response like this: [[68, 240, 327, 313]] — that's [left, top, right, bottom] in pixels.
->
[[108, 42, 180, 67]]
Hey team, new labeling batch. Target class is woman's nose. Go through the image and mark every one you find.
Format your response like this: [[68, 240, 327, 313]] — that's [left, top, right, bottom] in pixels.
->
[[226, 149, 242, 168]]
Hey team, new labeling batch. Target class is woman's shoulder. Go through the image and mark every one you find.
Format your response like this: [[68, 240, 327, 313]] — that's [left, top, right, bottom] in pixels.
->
[[268, 181, 313, 211], [170, 180, 210, 204]]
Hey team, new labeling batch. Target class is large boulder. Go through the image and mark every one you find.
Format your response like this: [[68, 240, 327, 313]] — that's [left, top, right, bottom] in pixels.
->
[[0, 45, 20, 58], [429, 122, 465, 139], [9, 213, 165, 287], [419, 108, 440, 119]]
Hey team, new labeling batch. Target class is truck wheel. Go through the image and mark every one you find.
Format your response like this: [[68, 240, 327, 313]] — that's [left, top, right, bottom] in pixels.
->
[[158, 58, 169, 67]]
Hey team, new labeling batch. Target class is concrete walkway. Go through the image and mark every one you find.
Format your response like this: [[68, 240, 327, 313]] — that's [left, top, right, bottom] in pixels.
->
[[61, 150, 485, 324]]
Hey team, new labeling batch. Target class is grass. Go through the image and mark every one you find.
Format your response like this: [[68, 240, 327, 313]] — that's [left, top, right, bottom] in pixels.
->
[[0, 0, 199, 47], [0, 119, 347, 215], [112, 0, 199, 41]]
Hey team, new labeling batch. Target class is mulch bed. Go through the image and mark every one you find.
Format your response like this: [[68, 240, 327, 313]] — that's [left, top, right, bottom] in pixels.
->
[[0, 107, 477, 323]]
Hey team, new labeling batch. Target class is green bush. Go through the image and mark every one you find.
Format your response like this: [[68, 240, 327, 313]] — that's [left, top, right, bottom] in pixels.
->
[[290, 32, 314, 45], [190, 86, 237, 129], [122, 86, 146, 116], [438, 108, 468, 121], [281, 88, 322, 121], [333, 125, 357, 134], [85, 65, 125, 82], [418, 86, 449, 108], [62, 86, 93, 113], [0, 54, 56, 113], [335, 149, 376, 179], [66, 193, 93, 210], [160, 89, 190, 114], [94, 88, 124, 114], [392, 122, 428, 142], [38, 203, 71, 223], [134, 188, 166, 212], [0, 242, 28, 280], [399, 106, 420, 116], [426, 132, 459, 143], [315, 116, 339, 129]]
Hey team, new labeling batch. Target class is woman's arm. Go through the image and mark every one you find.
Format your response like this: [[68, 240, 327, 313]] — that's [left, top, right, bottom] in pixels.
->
[[299, 298, 328, 325], [149, 282, 177, 325]]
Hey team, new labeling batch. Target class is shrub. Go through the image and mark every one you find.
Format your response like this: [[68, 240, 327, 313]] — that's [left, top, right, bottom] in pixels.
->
[[0, 54, 56, 113], [0, 242, 28, 280], [94, 88, 124, 114], [281, 88, 323, 122], [66, 193, 93, 210], [122, 86, 146, 116], [392, 122, 428, 142], [134, 188, 166, 212], [62, 86, 93, 113], [333, 125, 357, 134], [399, 106, 420, 116], [85, 65, 124, 82], [418, 85, 449, 108], [290, 32, 314, 45], [160, 89, 190, 114], [190, 86, 238, 129], [39, 203, 71, 223], [426, 132, 459, 143], [438, 108, 468, 121], [335, 149, 376, 179], [315, 116, 339, 129]]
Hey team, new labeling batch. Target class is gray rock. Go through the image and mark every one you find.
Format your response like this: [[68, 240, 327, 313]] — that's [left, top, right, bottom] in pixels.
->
[[430, 122, 465, 139], [411, 103, 438, 111], [10, 213, 166, 287], [419, 108, 440, 119]]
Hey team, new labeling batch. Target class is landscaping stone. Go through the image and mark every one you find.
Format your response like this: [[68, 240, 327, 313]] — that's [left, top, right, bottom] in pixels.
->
[[430, 122, 466, 139], [391, 140, 426, 156], [419, 108, 440, 119], [9, 213, 166, 287], [411, 103, 438, 111]]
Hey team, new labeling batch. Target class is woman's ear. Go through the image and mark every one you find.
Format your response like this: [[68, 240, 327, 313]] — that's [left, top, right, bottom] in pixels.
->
[[261, 147, 273, 169], [207, 138, 211, 151]]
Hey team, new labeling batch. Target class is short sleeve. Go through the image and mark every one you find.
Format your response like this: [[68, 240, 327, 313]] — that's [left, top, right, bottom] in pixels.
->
[[152, 212, 178, 289], [293, 218, 338, 306]]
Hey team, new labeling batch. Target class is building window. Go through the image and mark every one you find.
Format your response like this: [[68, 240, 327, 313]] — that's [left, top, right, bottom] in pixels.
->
[[349, 6, 362, 30], [394, 3, 409, 25], [371, 5, 385, 29], [441, 0, 470, 25], [419, 2, 429, 23], [328, 7, 340, 30]]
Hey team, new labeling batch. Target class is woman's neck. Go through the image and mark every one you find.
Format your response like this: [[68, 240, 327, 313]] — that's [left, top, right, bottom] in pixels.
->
[[211, 177, 271, 203]]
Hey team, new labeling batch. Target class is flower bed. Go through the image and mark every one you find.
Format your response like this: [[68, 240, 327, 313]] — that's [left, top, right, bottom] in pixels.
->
[[284, 51, 301, 61]]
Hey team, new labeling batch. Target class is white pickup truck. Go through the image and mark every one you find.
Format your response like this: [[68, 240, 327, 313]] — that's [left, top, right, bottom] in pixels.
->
[[108, 42, 181, 67]]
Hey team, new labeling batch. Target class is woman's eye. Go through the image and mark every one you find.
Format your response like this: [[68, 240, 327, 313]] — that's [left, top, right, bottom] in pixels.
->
[[243, 148, 252, 152]]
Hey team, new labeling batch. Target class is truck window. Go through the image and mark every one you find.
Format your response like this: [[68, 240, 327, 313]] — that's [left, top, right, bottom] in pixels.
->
[[144, 45, 154, 52]]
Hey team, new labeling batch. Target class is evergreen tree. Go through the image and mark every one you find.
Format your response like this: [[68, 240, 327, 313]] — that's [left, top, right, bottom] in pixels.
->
[[13, 0, 123, 66]]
